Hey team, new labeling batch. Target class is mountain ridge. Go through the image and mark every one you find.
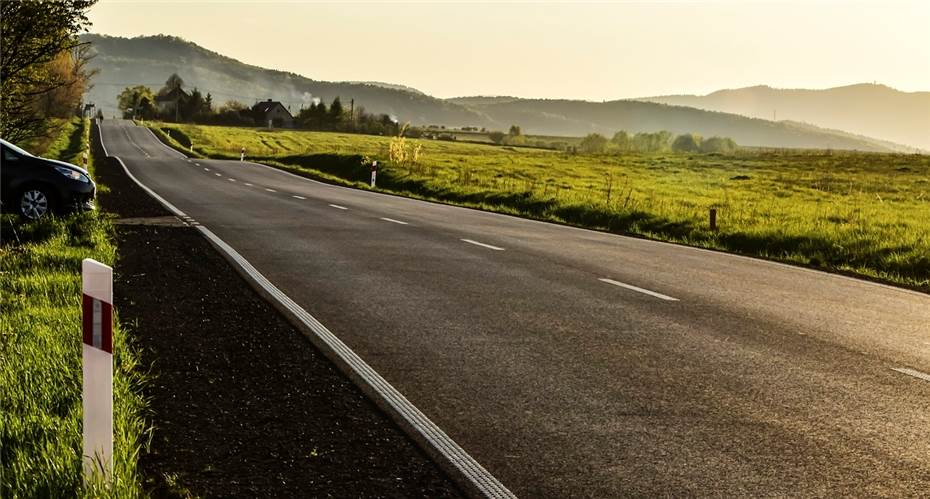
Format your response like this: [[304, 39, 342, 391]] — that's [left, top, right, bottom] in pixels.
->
[[82, 34, 917, 152], [637, 83, 929, 150]]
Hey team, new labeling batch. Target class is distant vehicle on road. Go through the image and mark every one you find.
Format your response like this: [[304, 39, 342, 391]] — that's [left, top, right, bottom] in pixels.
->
[[0, 138, 96, 220]]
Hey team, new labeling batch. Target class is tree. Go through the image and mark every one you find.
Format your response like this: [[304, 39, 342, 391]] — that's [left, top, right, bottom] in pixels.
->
[[183, 87, 205, 121], [700, 136, 737, 153], [579, 133, 608, 154], [672, 133, 702, 152], [611, 130, 631, 151], [488, 131, 506, 144], [1, 0, 98, 143], [35, 49, 92, 118], [117, 85, 156, 119], [632, 131, 673, 152], [161, 73, 184, 95], [137, 96, 156, 120], [508, 125, 522, 137], [328, 97, 344, 126]]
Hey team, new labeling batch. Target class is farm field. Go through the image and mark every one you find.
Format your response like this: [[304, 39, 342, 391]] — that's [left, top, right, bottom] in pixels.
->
[[151, 122, 930, 290]]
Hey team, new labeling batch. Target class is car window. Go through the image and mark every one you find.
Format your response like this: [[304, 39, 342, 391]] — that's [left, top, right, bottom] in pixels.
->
[[0, 139, 33, 157], [2, 146, 22, 163]]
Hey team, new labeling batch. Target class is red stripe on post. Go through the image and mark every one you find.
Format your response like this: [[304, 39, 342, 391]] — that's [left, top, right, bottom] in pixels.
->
[[82, 294, 94, 347], [82, 293, 113, 354], [101, 300, 112, 354]]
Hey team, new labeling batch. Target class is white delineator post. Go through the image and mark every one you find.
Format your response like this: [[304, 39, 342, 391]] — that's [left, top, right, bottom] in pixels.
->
[[82, 258, 113, 479], [240, 147, 245, 162], [370, 160, 378, 187]]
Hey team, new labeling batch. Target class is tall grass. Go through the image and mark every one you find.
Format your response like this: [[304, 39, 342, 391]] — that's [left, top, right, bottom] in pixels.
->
[[152, 122, 930, 290], [1, 118, 150, 496]]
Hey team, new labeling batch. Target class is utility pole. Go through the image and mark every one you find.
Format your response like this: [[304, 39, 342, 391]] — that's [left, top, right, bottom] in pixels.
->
[[350, 98, 355, 125], [773, 109, 776, 121]]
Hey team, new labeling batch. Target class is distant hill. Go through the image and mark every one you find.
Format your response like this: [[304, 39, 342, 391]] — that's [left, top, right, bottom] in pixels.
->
[[638, 84, 930, 151], [448, 97, 913, 152], [82, 34, 914, 152], [347, 81, 425, 95], [81, 34, 489, 126]]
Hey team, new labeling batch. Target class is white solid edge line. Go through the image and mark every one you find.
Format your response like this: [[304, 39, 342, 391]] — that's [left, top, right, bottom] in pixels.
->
[[104, 148, 515, 499], [599, 278, 679, 302], [461, 239, 505, 251], [140, 124, 190, 159], [97, 119, 109, 157], [329, 204, 348, 210], [380, 217, 408, 225], [292, 195, 306, 200], [892, 367, 930, 383]]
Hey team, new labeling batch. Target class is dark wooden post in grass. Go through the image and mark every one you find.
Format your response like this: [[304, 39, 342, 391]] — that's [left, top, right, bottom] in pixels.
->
[[709, 208, 718, 231]]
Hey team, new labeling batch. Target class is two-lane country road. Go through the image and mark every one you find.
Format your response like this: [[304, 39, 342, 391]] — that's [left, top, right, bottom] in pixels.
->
[[100, 119, 930, 497]]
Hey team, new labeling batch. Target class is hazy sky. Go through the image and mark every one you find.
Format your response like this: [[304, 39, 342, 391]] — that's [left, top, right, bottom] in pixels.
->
[[87, 0, 930, 100]]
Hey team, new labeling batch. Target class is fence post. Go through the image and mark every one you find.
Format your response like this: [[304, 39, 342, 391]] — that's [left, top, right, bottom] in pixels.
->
[[709, 208, 718, 231], [82, 259, 113, 480]]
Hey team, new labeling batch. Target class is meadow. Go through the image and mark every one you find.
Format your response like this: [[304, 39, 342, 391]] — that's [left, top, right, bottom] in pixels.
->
[[0, 119, 149, 496], [152, 122, 930, 290]]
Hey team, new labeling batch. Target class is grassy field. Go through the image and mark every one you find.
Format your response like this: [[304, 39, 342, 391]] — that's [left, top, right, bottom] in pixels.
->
[[151, 122, 930, 290], [0, 119, 149, 496]]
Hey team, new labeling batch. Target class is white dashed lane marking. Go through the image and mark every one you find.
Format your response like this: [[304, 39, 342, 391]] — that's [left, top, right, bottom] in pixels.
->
[[215, 173, 222, 177], [266, 188, 277, 193], [292, 195, 306, 200], [599, 278, 679, 301], [244, 183, 254, 187], [329, 204, 348, 210], [380, 217, 409, 225], [228, 178, 236, 182], [461, 239, 505, 251]]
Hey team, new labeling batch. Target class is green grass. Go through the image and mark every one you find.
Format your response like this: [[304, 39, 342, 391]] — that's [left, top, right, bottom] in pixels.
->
[[151, 122, 930, 291], [1, 118, 150, 497]]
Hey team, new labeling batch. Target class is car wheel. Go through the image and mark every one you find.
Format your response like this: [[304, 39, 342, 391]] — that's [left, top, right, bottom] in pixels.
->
[[19, 187, 54, 220]]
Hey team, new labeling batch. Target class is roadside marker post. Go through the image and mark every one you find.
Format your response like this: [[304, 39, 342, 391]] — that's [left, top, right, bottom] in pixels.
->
[[82, 258, 113, 480], [709, 208, 718, 231], [370, 160, 378, 187], [240, 147, 245, 162]]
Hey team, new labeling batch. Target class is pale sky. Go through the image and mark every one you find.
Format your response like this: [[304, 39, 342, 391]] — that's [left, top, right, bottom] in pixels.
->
[[87, 0, 930, 100]]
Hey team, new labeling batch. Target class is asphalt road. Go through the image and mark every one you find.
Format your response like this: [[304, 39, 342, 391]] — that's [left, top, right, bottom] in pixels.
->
[[100, 119, 930, 497]]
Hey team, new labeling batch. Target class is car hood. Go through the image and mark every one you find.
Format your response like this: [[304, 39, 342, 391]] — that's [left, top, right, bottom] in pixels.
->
[[45, 158, 90, 176]]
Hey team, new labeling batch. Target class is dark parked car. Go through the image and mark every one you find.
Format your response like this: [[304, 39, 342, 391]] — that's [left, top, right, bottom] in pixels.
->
[[1, 138, 96, 219]]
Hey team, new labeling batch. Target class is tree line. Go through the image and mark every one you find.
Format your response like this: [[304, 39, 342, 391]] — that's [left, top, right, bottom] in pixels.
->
[[579, 130, 737, 154], [117, 74, 405, 136], [479, 125, 737, 154], [1, 0, 98, 144]]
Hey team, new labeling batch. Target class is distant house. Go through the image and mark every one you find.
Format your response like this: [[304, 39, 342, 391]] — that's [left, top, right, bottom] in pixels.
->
[[155, 87, 190, 119], [252, 99, 294, 128]]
